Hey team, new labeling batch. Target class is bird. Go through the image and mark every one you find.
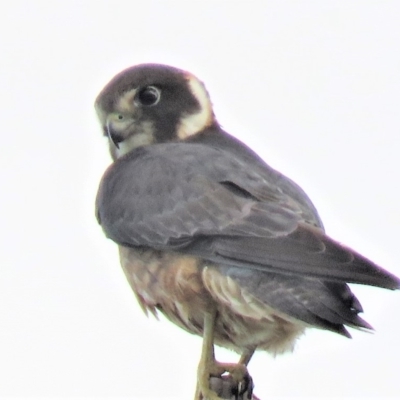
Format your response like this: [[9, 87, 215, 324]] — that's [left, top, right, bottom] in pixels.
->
[[94, 63, 400, 400]]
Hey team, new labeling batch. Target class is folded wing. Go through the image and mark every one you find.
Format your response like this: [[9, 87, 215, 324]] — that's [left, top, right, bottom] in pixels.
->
[[96, 142, 400, 290]]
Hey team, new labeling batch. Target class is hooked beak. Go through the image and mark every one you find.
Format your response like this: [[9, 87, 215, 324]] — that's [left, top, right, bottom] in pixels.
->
[[105, 113, 135, 149], [106, 118, 121, 149]]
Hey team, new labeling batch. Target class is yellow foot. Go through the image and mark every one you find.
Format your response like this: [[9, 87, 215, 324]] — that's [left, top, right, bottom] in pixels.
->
[[215, 362, 253, 399], [196, 358, 222, 400], [196, 361, 254, 400]]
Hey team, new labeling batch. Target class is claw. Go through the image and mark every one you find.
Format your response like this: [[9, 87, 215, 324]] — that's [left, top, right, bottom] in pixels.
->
[[235, 373, 253, 399], [195, 308, 256, 400], [215, 362, 253, 400], [208, 372, 254, 400], [198, 359, 254, 399]]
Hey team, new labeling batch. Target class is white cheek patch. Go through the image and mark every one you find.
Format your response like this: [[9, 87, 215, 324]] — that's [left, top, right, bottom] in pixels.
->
[[95, 89, 138, 129], [177, 75, 213, 139], [116, 88, 137, 113], [114, 121, 155, 158]]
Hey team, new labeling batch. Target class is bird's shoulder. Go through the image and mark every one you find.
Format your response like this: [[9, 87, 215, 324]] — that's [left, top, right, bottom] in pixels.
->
[[187, 128, 324, 229], [97, 130, 321, 228]]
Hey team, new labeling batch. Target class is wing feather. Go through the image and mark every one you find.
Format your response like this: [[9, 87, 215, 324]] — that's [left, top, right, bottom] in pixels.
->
[[96, 142, 400, 290]]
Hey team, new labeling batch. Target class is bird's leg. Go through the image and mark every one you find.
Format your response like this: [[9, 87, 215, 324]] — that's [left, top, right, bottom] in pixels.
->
[[211, 362, 253, 399], [207, 348, 256, 399], [195, 308, 255, 400], [195, 306, 222, 400], [239, 348, 256, 366], [233, 348, 257, 399]]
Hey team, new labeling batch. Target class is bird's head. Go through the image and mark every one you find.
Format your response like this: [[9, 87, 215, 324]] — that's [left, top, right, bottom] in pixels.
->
[[95, 63, 216, 160]]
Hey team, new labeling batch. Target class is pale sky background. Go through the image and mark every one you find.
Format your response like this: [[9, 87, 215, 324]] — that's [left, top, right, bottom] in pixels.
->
[[1, 1, 400, 399]]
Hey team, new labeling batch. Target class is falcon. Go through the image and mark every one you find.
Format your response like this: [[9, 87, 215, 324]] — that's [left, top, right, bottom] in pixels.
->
[[95, 64, 400, 400]]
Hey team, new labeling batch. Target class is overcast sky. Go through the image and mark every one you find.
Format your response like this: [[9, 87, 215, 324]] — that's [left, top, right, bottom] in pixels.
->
[[1, 1, 400, 399]]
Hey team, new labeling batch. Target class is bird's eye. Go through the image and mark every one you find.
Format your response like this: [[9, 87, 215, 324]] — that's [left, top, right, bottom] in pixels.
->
[[135, 86, 161, 106]]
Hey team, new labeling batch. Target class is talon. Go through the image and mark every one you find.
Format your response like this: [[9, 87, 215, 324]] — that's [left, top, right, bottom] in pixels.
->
[[195, 309, 255, 399], [212, 362, 254, 399], [239, 374, 254, 399]]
